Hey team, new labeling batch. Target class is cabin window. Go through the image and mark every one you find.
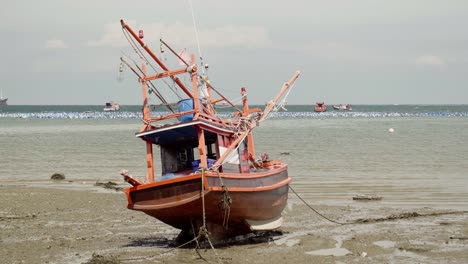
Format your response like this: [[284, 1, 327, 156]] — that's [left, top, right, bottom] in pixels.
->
[[192, 146, 200, 161], [160, 144, 194, 174], [192, 143, 217, 167], [160, 140, 218, 175]]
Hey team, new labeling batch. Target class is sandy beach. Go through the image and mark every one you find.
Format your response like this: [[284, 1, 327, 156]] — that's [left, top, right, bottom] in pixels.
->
[[1, 182, 467, 264]]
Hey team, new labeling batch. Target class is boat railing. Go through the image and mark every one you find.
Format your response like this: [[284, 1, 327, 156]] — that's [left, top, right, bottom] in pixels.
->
[[148, 109, 197, 123]]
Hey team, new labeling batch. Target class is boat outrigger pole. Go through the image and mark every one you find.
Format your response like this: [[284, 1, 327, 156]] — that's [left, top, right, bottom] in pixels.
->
[[210, 70, 301, 169], [259, 70, 301, 123], [120, 19, 194, 99]]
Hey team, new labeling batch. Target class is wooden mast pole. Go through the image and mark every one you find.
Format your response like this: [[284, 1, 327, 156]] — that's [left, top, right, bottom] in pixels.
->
[[241, 87, 256, 159], [120, 19, 193, 99], [258, 71, 301, 123], [191, 54, 207, 169], [141, 63, 154, 182]]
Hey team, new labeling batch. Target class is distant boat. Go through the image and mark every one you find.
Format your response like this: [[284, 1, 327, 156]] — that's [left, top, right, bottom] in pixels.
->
[[332, 104, 352, 111], [103, 101, 120, 112], [0, 89, 7, 105], [314, 101, 327, 112]]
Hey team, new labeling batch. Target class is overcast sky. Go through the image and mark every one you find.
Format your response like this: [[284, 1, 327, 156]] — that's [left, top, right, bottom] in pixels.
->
[[2, 0, 467, 105]]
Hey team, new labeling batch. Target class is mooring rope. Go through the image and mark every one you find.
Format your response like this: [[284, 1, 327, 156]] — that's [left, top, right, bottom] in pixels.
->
[[289, 185, 468, 226], [216, 170, 232, 229], [163, 168, 220, 257], [196, 167, 222, 262], [289, 185, 347, 225], [220, 185, 232, 229]]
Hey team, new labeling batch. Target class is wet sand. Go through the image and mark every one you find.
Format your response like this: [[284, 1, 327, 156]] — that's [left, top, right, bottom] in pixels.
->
[[1, 184, 467, 264]]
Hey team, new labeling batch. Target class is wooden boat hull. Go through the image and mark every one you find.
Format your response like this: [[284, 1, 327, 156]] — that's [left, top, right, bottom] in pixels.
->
[[124, 164, 290, 238], [117, 20, 301, 243]]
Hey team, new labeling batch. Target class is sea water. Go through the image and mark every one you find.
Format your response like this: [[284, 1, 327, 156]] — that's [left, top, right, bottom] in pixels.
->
[[0, 105, 467, 210]]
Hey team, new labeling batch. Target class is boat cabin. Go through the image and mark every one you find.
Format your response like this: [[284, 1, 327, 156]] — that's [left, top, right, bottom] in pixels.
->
[[136, 119, 251, 180]]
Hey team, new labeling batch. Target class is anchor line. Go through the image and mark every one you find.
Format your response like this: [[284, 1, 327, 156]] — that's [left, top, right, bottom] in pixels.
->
[[289, 185, 347, 225]]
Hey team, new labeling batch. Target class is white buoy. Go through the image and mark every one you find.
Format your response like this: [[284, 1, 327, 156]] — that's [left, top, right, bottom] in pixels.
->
[[388, 128, 395, 133]]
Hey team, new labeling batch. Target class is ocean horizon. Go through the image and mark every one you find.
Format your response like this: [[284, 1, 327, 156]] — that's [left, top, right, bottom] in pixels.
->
[[1, 104, 468, 119]]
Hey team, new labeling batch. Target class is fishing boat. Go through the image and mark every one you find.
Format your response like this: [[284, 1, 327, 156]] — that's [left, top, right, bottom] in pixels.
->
[[103, 101, 120, 112], [0, 89, 7, 105], [117, 19, 300, 242], [314, 101, 327, 112], [332, 104, 352, 111]]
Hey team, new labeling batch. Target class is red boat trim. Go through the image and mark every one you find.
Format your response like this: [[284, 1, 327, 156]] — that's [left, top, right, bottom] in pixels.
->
[[208, 177, 291, 192], [124, 163, 288, 193], [129, 190, 211, 210], [126, 174, 202, 192], [204, 163, 287, 179]]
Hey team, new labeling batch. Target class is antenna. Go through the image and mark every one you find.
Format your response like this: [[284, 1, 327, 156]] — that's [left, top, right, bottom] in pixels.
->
[[188, 0, 209, 99]]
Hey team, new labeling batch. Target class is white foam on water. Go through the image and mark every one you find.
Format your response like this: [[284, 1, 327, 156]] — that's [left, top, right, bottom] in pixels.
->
[[2, 111, 468, 119]]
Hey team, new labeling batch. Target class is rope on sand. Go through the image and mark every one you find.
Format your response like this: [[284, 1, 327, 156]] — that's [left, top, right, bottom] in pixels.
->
[[289, 185, 347, 225], [289, 185, 468, 225]]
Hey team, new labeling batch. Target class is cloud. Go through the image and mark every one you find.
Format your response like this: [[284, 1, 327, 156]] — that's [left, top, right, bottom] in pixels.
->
[[88, 21, 271, 49], [45, 39, 67, 49], [414, 55, 446, 69], [87, 22, 128, 47], [199, 25, 271, 48], [300, 41, 375, 63], [303, 41, 353, 59]]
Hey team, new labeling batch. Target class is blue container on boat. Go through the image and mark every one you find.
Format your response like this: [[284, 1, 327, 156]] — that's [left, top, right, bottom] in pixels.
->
[[178, 99, 196, 122], [192, 159, 216, 172], [192, 160, 201, 172], [208, 158, 216, 168]]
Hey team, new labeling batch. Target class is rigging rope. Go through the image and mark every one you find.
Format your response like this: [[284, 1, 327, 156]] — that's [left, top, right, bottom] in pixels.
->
[[188, 0, 206, 74], [188, 0, 209, 99], [120, 56, 175, 113], [122, 28, 183, 101], [209, 131, 249, 172], [262, 80, 298, 121]]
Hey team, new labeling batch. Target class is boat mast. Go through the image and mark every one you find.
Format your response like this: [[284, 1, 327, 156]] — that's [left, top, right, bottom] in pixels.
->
[[120, 20, 194, 99], [141, 63, 155, 182], [241, 87, 256, 159], [190, 53, 208, 169]]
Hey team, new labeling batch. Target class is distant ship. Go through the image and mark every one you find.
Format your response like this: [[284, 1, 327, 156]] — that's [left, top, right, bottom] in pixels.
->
[[0, 89, 7, 105], [103, 101, 120, 112], [332, 104, 352, 111]]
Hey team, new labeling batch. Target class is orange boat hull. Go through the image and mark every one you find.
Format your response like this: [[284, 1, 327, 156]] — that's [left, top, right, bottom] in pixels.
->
[[124, 165, 290, 239]]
